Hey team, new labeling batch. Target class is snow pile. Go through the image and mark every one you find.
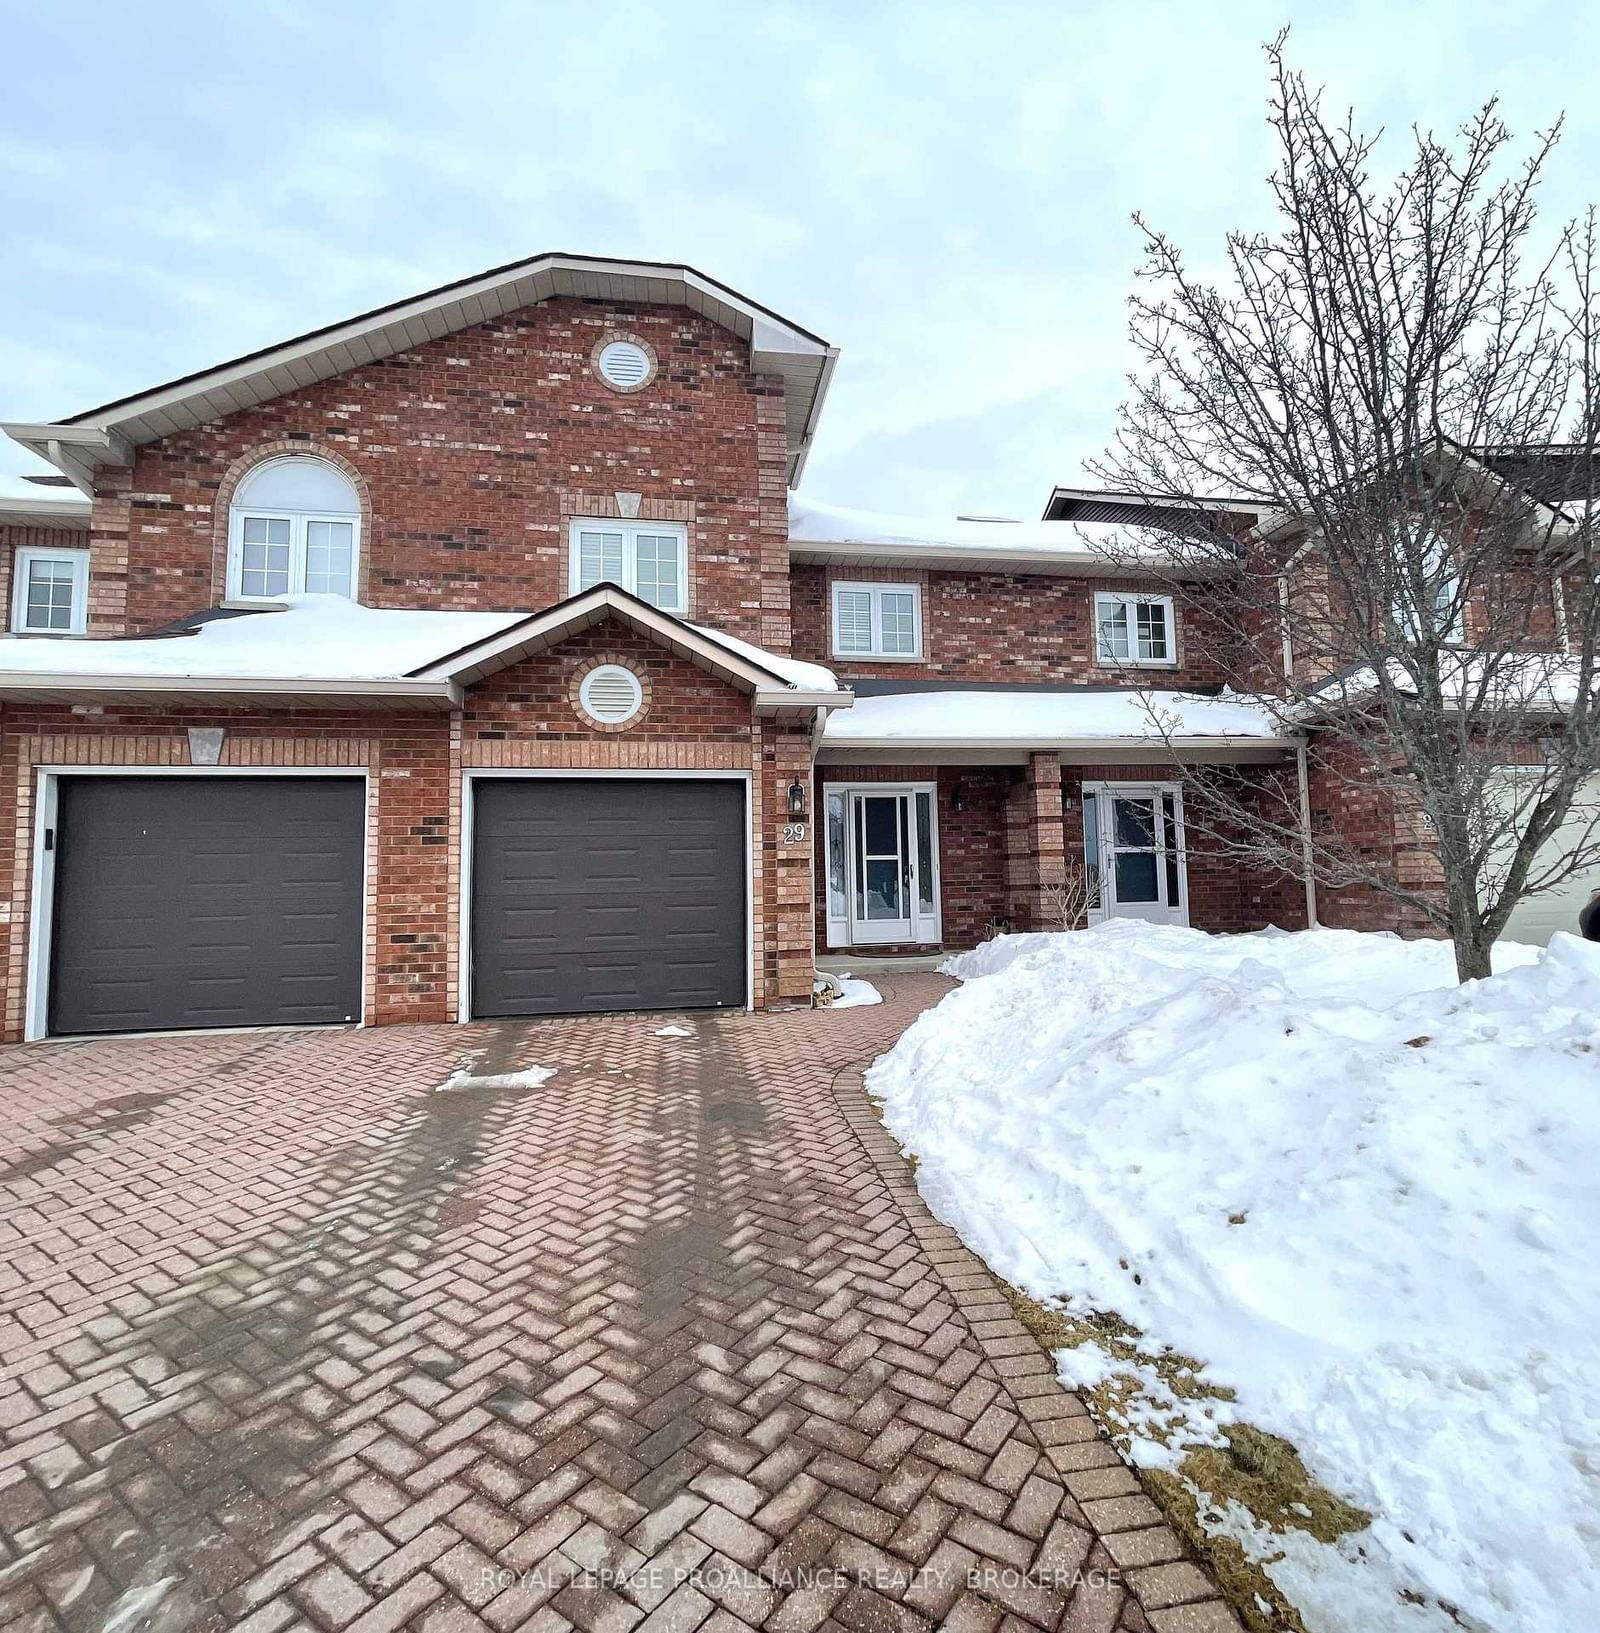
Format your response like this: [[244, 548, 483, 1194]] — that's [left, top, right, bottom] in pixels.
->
[[653, 1024, 694, 1038], [0, 595, 523, 681], [436, 1063, 556, 1092], [831, 975, 883, 1009], [870, 921, 1600, 1632], [823, 687, 1285, 745]]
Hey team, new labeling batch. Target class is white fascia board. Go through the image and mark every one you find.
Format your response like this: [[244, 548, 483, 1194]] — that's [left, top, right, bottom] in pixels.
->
[[754, 688, 854, 712], [824, 733, 1299, 752], [0, 494, 91, 529], [788, 535, 1238, 579], [0, 673, 462, 707]]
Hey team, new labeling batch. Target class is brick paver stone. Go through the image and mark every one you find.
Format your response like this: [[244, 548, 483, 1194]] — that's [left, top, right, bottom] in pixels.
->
[[0, 976, 1235, 1632]]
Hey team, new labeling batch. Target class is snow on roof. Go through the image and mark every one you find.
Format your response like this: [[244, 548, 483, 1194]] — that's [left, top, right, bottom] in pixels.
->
[[0, 597, 524, 681], [1303, 652, 1596, 716], [788, 495, 1110, 556], [0, 594, 841, 696], [0, 472, 90, 510], [689, 622, 838, 691], [823, 687, 1292, 744]]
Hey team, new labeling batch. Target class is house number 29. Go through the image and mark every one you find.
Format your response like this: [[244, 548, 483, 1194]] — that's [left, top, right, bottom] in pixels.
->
[[782, 822, 807, 844]]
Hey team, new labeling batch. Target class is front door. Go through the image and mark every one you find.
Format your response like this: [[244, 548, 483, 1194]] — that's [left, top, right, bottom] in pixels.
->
[[1085, 784, 1189, 926], [836, 787, 941, 946]]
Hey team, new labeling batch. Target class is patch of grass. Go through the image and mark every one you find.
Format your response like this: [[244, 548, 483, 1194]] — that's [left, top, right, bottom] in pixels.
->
[[994, 1276, 1369, 1633]]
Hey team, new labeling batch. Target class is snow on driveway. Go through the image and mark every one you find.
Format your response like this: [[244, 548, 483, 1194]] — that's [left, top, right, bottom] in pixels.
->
[[868, 921, 1600, 1633]]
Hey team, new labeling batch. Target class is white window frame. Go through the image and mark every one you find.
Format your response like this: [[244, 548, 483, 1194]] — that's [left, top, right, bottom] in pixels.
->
[[830, 581, 924, 660], [11, 546, 90, 636], [567, 519, 689, 615], [1094, 591, 1178, 668], [226, 506, 361, 603]]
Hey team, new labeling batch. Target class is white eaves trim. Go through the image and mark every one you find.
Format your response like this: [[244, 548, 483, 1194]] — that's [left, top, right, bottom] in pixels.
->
[[5, 253, 838, 488], [0, 673, 460, 709]]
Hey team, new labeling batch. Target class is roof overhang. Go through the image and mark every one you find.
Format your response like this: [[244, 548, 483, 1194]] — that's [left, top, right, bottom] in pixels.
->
[[0, 486, 91, 531], [1043, 486, 1272, 529], [4, 253, 838, 490], [787, 535, 1239, 580], [818, 734, 1299, 766], [410, 582, 854, 718], [0, 673, 461, 710]]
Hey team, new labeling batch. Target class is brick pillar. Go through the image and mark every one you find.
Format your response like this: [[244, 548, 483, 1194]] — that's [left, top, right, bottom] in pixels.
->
[[763, 721, 817, 1004], [1004, 752, 1065, 931]]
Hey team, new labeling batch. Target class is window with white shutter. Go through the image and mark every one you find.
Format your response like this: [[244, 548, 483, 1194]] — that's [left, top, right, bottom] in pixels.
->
[[568, 520, 687, 614], [830, 582, 923, 659]]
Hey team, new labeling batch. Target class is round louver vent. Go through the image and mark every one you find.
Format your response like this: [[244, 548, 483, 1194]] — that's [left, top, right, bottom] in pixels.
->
[[595, 339, 653, 391], [578, 664, 644, 725]]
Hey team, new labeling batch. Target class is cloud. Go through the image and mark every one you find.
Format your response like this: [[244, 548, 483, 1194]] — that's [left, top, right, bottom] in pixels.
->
[[3, 0, 1599, 511]]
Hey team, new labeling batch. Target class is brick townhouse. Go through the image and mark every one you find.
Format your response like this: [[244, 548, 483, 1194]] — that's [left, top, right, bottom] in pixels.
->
[[0, 252, 1579, 1041]]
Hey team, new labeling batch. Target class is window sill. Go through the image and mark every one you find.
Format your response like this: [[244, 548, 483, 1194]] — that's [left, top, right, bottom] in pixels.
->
[[7, 628, 86, 639], [220, 599, 291, 612], [1094, 658, 1180, 671], [830, 650, 926, 664]]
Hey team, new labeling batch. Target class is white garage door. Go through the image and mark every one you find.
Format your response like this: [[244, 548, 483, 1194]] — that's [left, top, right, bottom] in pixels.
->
[[1498, 774, 1600, 946]]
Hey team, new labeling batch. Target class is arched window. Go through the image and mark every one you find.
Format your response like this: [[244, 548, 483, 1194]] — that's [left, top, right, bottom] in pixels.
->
[[227, 456, 361, 601]]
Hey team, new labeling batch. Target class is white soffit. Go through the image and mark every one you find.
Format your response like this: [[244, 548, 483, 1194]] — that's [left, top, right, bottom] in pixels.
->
[[4, 255, 837, 489]]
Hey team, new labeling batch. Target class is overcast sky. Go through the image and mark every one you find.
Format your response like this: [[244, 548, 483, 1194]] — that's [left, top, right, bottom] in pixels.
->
[[4, 0, 1600, 518]]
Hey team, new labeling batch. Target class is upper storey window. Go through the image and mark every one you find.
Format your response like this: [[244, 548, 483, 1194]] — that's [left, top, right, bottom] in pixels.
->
[[227, 457, 360, 601], [831, 582, 923, 659], [569, 520, 687, 615], [1095, 592, 1176, 667], [11, 545, 89, 635]]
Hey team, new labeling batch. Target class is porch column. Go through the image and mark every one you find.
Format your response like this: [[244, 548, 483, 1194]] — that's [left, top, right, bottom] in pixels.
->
[[1004, 751, 1065, 930]]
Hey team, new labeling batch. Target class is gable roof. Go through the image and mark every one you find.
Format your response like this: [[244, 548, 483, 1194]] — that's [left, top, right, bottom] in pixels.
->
[[3, 253, 838, 490], [410, 582, 848, 713]]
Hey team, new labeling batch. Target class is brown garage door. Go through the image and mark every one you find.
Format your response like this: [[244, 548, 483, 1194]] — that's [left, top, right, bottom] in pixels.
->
[[471, 778, 747, 1018], [49, 776, 364, 1036]]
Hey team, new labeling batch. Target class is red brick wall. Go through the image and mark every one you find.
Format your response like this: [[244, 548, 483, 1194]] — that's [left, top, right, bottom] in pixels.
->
[[814, 765, 1012, 953], [0, 525, 89, 634], [462, 620, 753, 749], [0, 705, 454, 1039], [791, 563, 1231, 688], [0, 624, 824, 1040], [87, 297, 790, 646]]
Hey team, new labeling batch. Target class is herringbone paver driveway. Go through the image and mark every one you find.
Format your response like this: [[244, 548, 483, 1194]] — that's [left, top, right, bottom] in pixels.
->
[[0, 976, 1234, 1633]]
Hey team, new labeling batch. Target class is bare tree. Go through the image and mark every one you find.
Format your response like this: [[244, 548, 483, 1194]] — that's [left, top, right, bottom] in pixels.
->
[[1040, 865, 1101, 931], [1089, 33, 1600, 980]]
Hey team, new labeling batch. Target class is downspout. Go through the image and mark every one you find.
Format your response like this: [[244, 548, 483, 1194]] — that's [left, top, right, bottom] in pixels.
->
[[1295, 737, 1318, 928], [1553, 572, 1571, 655], [1279, 539, 1318, 927]]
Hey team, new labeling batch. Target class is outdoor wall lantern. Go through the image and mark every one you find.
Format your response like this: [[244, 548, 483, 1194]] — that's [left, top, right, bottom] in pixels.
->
[[787, 778, 808, 819]]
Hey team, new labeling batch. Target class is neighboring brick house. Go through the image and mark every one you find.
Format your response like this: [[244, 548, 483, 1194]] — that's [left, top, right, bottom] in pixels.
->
[[0, 251, 1567, 1042]]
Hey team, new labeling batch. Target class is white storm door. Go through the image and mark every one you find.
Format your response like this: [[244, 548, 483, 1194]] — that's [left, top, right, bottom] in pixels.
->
[[1095, 786, 1188, 926], [843, 788, 941, 945]]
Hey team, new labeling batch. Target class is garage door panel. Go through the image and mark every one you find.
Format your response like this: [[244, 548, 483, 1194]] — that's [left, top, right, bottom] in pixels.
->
[[50, 777, 364, 1036], [472, 778, 746, 1017]]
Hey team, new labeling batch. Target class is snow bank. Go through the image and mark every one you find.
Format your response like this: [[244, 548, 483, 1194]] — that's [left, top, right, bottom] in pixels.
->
[[871, 921, 1600, 1632]]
